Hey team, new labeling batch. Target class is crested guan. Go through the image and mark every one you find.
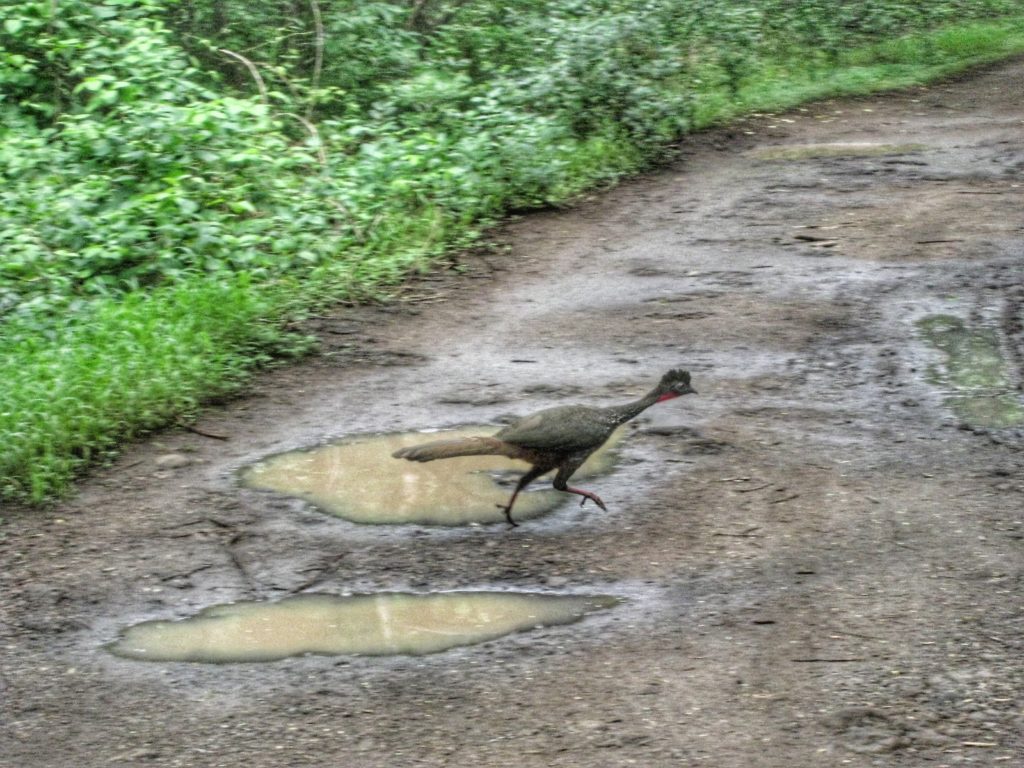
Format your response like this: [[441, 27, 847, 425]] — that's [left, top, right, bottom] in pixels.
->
[[392, 369, 696, 526]]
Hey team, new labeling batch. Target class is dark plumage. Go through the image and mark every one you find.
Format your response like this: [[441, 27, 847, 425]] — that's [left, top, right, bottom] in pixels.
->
[[392, 369, 696, 526]]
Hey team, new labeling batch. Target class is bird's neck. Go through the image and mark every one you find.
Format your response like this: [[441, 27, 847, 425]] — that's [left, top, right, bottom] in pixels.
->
[[606, 388, 669, 425]]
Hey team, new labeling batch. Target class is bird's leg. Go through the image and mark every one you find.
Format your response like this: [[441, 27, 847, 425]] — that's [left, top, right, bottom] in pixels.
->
[[566, 486, 607, 511], [496, 465, 547, 528], [552, 462, 608, 512]]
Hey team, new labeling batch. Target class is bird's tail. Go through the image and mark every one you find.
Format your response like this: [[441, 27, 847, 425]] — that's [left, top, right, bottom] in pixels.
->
[[392, 436, 513, 463]]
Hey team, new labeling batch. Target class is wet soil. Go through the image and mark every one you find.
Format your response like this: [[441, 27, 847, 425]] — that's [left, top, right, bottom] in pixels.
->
[[3, 59, 1023, 767]]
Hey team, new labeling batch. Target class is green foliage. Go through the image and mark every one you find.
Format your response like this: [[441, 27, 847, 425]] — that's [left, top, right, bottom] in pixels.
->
[[0, 101, 341, 310], [1, 0, 204, 123], [0, 0, 355, 318], [3, 0, 1024, 503], [0, 276, 300, 501]]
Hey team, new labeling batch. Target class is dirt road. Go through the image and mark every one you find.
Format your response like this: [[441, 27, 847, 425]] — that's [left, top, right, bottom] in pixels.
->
[[2, 59, 1023, 767]]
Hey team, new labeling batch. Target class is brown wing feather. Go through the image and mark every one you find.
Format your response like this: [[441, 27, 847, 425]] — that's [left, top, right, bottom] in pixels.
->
[[392, 435, 515, 462]]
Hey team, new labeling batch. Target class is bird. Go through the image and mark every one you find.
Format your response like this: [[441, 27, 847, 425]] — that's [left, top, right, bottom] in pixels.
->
[[392, 369, 696, 526]]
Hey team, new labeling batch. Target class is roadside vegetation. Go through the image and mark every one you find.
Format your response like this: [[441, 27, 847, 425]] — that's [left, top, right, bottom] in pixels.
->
[[3, 0, 1024, 503]]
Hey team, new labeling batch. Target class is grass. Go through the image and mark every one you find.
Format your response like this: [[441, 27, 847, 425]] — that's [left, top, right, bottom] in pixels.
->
[[0, 278, 299, 501], [689, 18, 1024, 127], [4, 15, 1024, 505]]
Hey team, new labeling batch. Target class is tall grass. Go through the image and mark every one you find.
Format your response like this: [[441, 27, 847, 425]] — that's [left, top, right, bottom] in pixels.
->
[[0, 278, 295, 500], [692, 18, 1024, 126]]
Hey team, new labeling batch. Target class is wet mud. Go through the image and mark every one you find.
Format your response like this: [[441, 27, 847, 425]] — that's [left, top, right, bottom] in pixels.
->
[[2, 59, 1023, 767]]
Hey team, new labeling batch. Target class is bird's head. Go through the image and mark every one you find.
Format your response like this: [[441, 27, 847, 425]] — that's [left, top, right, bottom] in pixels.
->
[[655, 369, 696, 402]]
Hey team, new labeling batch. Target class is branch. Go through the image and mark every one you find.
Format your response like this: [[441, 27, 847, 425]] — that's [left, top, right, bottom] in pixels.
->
[[406, 0, 431, 31], [306, 0, 325, 121], [219, 48, 269, 105], [284, 113, 327, 166]]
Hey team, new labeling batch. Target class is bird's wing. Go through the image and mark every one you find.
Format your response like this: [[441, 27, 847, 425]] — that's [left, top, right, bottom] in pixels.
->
[[496, 405, 611, 453]]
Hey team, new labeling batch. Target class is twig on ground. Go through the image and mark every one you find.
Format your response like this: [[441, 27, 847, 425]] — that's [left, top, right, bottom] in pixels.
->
[[176, 421, 230, 440]]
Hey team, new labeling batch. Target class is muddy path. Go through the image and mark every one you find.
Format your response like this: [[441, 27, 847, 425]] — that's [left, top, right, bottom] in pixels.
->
[[3, 60, 1023, 767]]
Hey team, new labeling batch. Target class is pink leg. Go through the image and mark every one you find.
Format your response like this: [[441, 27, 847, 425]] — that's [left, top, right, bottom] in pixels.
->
[[553, 462, 608, 513], [564, 486, 607, 511]]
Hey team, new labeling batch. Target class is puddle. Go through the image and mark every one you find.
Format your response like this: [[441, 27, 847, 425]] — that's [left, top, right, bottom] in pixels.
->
[[918, 315, 1024, 428], [107, 592, 620, 663], [240, 426, 626, 525], [752, 142, 927, 161]]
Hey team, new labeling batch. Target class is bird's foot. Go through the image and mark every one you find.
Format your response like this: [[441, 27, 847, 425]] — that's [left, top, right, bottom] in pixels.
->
[[576, 490, 607, 511], [495, 503, 519, 528]]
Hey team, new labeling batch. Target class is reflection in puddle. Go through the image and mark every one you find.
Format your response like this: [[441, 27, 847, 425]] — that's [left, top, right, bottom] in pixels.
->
[[108, 592, 620, 663], [918, 315, 1024, 428], [241, 426, 625, 525]]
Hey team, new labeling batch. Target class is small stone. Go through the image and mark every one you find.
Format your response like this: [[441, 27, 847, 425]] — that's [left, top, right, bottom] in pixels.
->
[[913, 728, 952, 747], [155, 453, 192, 469]]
